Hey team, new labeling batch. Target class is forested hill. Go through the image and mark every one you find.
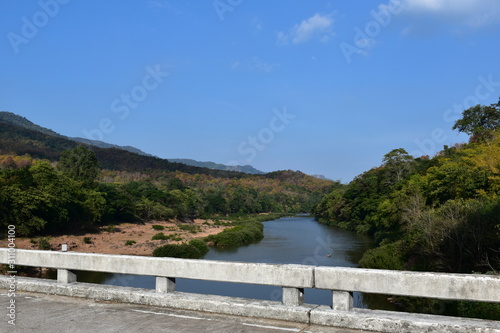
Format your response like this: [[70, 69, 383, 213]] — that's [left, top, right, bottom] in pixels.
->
[[314, 100, 500, 276], [0, 114, 336, 185], [0, 111, 60, 136], [0, 111, 153, 157], [312, 99, 500, 320], [0, 120, 247, 178]]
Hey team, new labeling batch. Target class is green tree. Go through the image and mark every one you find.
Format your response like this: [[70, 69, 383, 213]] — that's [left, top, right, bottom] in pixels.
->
[[165, 189, 190, 217], [58, 146, 99, 184], [452, 103, 500, 143], [135, 198, 175, 220], [382, 148, 415, 186], [167, 177, 186, 191]]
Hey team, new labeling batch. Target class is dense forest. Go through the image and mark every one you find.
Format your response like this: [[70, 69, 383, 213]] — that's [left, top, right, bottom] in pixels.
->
[[313, 100, 500, 319], [0, 117, 334, 237]]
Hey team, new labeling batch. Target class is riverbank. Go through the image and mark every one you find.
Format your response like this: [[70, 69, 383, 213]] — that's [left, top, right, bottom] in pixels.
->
[[10, 218, 229, 256], [8, 213, 289, 257]]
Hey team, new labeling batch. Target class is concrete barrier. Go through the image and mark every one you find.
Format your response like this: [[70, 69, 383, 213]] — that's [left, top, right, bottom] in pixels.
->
[[315, 266, 500, 311], [2, 249, 314, 287], [1, 248, 499, 332]]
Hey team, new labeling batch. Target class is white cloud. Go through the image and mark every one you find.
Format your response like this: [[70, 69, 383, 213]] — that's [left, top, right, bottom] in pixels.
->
[[401, 0, 500, 27], [277, 13, 334, 45]]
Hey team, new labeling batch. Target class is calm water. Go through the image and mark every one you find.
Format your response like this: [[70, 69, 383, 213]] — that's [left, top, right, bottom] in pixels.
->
[[58, 216, 393, 309]]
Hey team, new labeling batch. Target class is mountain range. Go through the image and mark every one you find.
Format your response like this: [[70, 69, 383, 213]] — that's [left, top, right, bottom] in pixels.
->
[[0, 111, 266, 175], [0, 111, 330, 179]]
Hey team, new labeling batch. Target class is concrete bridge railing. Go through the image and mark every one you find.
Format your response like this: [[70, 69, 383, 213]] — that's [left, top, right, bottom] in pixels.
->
[[1, 249, 499, 333]]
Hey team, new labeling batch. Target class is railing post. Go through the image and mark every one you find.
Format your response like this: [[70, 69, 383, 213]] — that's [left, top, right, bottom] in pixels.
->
[[57, 244, 76, 283], [57, 269, 77, 283], [156, 276, 176, 293], [282, 287, 304, 306], [331, 290, 353, 311]]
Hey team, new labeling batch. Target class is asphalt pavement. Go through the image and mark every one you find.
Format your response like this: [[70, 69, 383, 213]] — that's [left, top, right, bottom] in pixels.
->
[[0, 290, 374, 333]]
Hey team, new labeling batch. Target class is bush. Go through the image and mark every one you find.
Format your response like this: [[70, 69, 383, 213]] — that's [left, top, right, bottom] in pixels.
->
[[83, 237, 92, 244], [458, 301, 500, 320], [209, 222, 264, 248], [37, 237, 51, 250], [152, 224, 165, 231], [188, 239, 209, 256], [152, 243, 202, 259], [358, 241, 406, 270], [125, 240, 136, 246], [152, 232, 168, 240]]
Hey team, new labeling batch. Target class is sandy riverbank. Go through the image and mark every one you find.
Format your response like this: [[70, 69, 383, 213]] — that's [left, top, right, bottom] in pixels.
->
[[11, 219, 229, 256]]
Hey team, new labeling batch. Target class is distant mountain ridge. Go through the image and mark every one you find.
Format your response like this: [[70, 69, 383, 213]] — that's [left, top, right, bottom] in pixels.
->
[[0, 120, 249, 178], [0, 112, 264, 176], [168, 159, 265, 175], [0, 111, 332, 180], [311, 174, 333, 181]]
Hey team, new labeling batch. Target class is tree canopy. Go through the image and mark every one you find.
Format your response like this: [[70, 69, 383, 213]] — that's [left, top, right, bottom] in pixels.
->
[[452, 101, 500, 142], [57, 146, 99, 184]]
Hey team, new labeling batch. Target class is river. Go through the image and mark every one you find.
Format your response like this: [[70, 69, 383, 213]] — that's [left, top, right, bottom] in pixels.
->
[[59, 216, 394, 310]]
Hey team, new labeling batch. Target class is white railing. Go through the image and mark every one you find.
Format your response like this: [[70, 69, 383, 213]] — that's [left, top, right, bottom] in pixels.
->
[[0, 248, 499, 332]]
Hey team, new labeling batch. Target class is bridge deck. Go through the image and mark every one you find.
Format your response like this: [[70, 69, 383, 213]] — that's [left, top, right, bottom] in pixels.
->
[[1, 290, 374, 333]]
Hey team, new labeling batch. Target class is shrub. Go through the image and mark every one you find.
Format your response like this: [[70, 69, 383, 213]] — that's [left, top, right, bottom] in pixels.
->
[[83, 237, 92, 244], [152, 243, 201, 259], [358, 241, 406, 270], [189, 239, 209, 256], [152, 232, 168, 240], [37, 237, 51, 250], [125, 240, 136, 246], [457, 301, 500, 320], [209, 222, 264, 248], [152, 224, 165, 231]]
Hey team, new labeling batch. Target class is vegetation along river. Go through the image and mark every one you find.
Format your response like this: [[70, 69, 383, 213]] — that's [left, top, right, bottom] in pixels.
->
[[56, 216, 394, 310]]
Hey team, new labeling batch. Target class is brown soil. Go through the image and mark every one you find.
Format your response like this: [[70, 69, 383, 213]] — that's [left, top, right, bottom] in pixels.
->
[[12, 219, 228, 256]]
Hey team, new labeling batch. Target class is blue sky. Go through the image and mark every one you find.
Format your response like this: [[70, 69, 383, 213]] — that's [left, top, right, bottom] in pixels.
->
[[1, 0, 500, 182]]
